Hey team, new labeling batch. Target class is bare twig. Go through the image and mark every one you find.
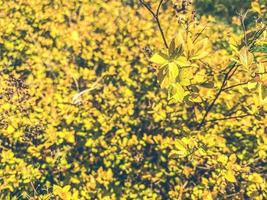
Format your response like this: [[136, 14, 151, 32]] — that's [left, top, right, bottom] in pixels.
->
[[222, 80, 250, 91], [178, 181, 188, 200], [206, 114, 252, 123], [30, 181, 38, 197], [239, 10, 249, 47], [156, 0, 164, 16], [139, 0, 169, 48], [197, 25, 265, 130], [193, 25, 207, 43], [197, 62, 237, 130]]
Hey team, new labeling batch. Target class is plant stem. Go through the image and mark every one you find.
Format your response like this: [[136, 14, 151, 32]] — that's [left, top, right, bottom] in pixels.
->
[[139, 0, 169, 48], [197, 62, 237, 130], [197, 25, 265, 130], [206, 114, 252, 123]]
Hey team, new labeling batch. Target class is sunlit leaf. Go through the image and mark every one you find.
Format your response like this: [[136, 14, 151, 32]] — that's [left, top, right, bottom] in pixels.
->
[[224, 170, 236, 183], [239, 47, 254, 69], [150, 52, 168, 65], [169, 83, 187, 102]]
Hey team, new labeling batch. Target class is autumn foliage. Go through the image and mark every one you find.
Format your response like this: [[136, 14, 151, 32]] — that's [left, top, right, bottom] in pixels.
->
[[0, 0, 266, 199]]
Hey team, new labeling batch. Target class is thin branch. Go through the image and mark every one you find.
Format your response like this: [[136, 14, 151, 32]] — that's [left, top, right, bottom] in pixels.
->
[[206, 114, 252, 123], [156, 0, 164, 16], [155, 17, 169, 48], [139, 0, 156, 17], [222, 81, 250, 91], [193, 25, 207, 43], [197, 62, 237, 130], [139, 0, 168, 48], [30, 181, 38, 197], [178, 181, 188, 200], [239, 10, 248, 47], [248, 27, 266, 49], [197, 25, 265, 130], [228, 64, 239, 80]]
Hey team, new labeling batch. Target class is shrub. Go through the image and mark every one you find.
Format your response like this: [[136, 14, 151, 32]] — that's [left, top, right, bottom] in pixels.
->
[[0, 0, 266, 199]]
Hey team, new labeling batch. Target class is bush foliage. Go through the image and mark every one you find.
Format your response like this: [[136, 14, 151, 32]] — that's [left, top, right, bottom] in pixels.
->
[[0, 0, 266, 199]]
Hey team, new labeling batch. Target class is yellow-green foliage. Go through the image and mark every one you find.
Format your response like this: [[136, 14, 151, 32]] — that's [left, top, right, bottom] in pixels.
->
[[0, 0, 266, 199]]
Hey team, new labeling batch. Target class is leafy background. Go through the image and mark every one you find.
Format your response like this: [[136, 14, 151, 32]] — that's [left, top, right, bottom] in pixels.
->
[[0, 0, 266, 199]]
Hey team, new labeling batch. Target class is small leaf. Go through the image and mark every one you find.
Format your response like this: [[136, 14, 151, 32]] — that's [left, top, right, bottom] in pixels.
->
[[248, 173, 264, 184], [239, 47, 254, 69], [251, 1, 262, 14], [168, 62, 179, 84], [169, 140, 188, 157], [169, 83, 187, 102], [173, 45, 183, 58], [258, 63, 267, 104], [259, 84, 267, 105], [178, 68, 192, 86], [174, 56, 190, 67], [247, 82, 258, 90], [169, 38, 176, 57], [225, 170, 236, 183], [191, 38, 210, 60], [157, 63, 179, 89], [201, 81, 214, 88]]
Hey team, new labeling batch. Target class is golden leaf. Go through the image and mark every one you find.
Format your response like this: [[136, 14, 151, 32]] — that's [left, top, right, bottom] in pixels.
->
[[224, 170, 236, 183]]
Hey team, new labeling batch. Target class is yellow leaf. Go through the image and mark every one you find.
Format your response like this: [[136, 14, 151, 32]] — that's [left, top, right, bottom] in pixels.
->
[[247, 82, 258, 90], [174, 56, 190, 67], [251, 1, 262, 14], [218, 155, 228, 165], [168, 62, 179, 83], [150, 53, 168, 65], [85, 138, 94, 147], [157, 63, 179, 89], [6, 125, 15, 134], [225, 170, 237, 183], [53, 185, 71, 200], [178, 68, 193, 86], [191, 38, 210, 60], [170, 83, 187, 103], [174, 139, 187, 152], [239, 47, 254, 69], [229, 154, 237, 163], [106, 168, 113, 180], [71, 31, 80, 41], [248, 173, 264, 184]]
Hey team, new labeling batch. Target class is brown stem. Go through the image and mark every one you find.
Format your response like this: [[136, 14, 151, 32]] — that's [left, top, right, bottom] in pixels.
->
[[156, 0, 164, 16], [197, 62, 237, 130], [222, 81, 250, 91], [206, 114, 252, 123], [139, 0, 169, 48], [197, 25, 265, 130]]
